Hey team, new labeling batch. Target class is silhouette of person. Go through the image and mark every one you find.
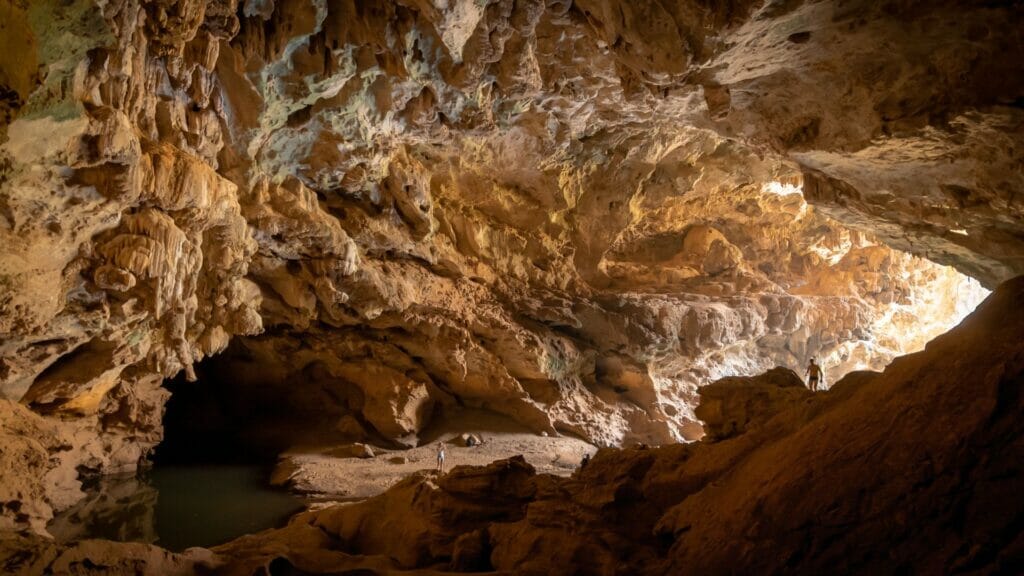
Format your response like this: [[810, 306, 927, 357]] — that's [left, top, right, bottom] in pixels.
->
[[806, 357, 823, 391], [580, 453, 591, 468]]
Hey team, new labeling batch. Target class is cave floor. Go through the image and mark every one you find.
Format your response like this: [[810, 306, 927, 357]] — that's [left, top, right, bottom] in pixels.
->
[[274, 409, 596, 498]]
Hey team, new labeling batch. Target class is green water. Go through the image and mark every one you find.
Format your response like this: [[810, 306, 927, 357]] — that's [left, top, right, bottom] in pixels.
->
[[48, 466, 305, 552]]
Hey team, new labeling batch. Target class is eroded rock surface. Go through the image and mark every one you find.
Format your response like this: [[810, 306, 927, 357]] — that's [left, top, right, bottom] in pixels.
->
[[693, 366, 810, 440], [0, 398, 140, 534], [0, 531, 216, 576], [0, 0, 1016, 538], [202, 274, 1024, 575]]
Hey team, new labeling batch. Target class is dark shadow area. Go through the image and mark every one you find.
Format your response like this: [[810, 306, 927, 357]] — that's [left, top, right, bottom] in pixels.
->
[[153, 338, 360, 465], [49, 338, 340, 550], [48, 466, 304, 552]]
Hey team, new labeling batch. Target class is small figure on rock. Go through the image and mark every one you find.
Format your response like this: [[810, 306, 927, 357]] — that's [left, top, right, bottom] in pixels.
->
[[436, 442, 446, 474], [580, 453, 591, 469], [806, 357, 823, 392]]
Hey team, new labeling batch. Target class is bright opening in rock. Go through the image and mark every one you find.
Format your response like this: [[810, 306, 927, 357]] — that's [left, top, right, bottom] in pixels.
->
[[741, 181, 993, 383], [761, 181, 804, 197]]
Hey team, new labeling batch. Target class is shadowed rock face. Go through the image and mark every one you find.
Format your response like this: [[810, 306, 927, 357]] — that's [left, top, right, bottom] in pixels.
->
[[197, 275, 1022, 575], [693, 365, 810, 440], [2, 278, 1021, 576], [0, 0, 1018, 547]]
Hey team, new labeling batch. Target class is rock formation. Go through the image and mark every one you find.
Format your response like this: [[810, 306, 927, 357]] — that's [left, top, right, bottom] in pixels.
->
[[201, 274, 1023, 575], [2, 273, 1021, 575], [693, 365, 810, 440], [0, 0, 1020, 569], [0, 531, 214, 576]]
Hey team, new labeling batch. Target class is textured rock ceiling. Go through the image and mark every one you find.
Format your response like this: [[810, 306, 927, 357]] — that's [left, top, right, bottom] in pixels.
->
[[0, 0, 1018, 496]]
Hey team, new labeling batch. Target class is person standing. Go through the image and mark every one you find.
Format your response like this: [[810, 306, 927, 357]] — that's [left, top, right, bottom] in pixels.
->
[[436, 442, 446, 474], [806, 357, 823, 391]]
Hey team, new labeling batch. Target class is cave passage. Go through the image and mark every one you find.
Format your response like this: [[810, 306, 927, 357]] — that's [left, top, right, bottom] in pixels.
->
[[153, 338, 355, 465], [1, 0, 1022, 570], [46, 347, 324, 551]]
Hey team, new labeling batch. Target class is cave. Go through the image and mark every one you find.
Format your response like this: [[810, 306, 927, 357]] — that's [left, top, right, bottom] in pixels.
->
[[1, 0, 1023, 574], [155, 339, 364, 466]]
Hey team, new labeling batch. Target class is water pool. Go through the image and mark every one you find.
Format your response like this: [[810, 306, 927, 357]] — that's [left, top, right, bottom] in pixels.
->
[[48, 465, 306, 551]]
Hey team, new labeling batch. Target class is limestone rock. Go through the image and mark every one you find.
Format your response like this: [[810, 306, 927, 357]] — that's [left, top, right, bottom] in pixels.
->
[[0, 398, 142, 534], [205, 275, 1024, 575], [0, 399, 68, 533], [695, 366, 812, 440], [325, 443, 375, 459], [459, 432, 484, 447], [216, 456, 539, 571], [0, 0, 1015, 538], [0, 531, 217, 576]]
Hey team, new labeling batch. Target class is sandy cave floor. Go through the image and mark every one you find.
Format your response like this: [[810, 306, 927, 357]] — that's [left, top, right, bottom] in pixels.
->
[[271, 409, 597, 500]]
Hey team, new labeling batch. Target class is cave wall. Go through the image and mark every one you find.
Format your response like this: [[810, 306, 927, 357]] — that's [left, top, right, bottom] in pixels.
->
[[0, 0, 1018, 532], [204, 275, 1024, 576]]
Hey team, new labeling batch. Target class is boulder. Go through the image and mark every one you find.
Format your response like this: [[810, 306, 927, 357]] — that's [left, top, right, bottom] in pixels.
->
[[459, 433, 483, 447], [695, 367, 813, 440], [326, 443, 375, 459]]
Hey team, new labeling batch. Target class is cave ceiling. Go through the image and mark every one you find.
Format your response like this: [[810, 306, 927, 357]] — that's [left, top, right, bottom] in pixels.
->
[[0, 0, 1019, 452]]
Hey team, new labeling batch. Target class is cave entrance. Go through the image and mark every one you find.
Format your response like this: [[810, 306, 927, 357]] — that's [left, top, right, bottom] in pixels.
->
[[153, 336, 376, 466], [751, 180, 992, 386], [48, 342, 322, 552]]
